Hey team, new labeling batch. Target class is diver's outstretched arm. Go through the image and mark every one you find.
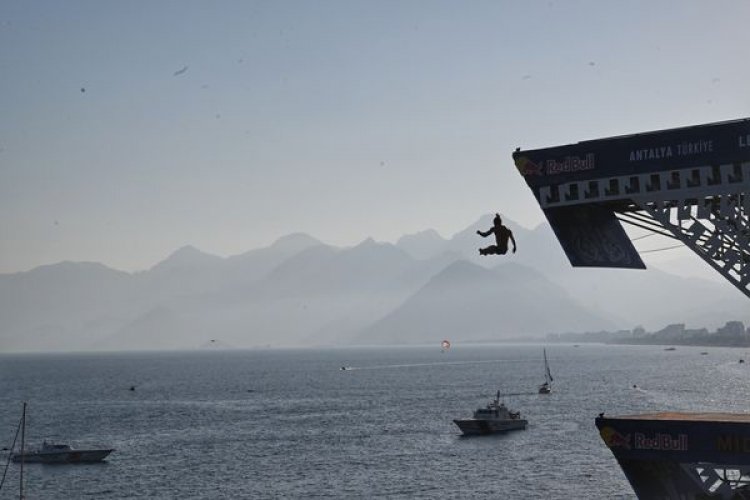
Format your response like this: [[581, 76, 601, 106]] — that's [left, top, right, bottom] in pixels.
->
[[477, 228, 493, 238]]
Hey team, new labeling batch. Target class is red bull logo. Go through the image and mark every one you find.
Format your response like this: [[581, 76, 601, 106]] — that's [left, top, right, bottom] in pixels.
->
[[634, 433, 688, 451], [545, 154, 596, 175], [514, 154, 595, 177], [600, 426, 631, 449], [600, 427, 688, 452]]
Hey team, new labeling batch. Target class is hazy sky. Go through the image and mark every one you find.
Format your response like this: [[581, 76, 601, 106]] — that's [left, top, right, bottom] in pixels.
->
[[2, 1, 749, 273]]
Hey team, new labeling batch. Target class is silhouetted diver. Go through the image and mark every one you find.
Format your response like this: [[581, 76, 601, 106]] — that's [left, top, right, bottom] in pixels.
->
[[477, 214, 516, 256]]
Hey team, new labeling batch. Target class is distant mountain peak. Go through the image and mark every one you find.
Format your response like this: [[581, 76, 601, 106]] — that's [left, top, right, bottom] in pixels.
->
[[347, 238, 412, 261], [432, 259, 486, 282], [37, 260, 112, 272], [270, 233, 322, 251], [397, 228, 444, 241], [355, 237, 378, 247], [396, 229, 448, 260], [151, 245, 222, 271], [172, 245, 203, 256], [23, 260, 127, 278]]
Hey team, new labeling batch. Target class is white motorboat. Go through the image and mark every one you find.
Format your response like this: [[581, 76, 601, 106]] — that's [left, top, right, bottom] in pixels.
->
[[6, 403, 113, 466], [12, 441, 114, 464]]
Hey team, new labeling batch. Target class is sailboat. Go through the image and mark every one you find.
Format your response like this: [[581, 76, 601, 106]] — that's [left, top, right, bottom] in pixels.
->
[[538, 349, 553, 394]]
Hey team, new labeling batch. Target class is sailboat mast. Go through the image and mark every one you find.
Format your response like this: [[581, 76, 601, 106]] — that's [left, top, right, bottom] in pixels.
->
[[19, 402, 25, 500]]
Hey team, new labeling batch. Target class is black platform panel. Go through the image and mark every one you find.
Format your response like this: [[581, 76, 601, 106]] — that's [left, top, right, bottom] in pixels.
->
[[544, 205, 645, 269]]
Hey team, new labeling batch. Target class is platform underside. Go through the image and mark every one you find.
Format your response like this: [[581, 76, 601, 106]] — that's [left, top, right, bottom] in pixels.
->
[[597, 413, 750, 498]]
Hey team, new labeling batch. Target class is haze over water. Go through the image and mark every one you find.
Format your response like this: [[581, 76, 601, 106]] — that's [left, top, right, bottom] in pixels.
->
[[2, 343, 748, 498]]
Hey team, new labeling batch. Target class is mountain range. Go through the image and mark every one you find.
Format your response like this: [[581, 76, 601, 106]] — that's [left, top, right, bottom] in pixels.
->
[[1, 215, 748, 352]]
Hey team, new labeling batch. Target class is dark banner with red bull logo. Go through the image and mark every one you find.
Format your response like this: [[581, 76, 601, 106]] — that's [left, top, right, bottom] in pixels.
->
[[513, 118, 750, 188], [596, 414, 750, 464], [596, 414, 750, 497]]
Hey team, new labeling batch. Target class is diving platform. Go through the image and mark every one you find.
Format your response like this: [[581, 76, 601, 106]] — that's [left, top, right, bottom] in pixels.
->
[[596, 412, 750, 497], [513, 118, 750, 299]]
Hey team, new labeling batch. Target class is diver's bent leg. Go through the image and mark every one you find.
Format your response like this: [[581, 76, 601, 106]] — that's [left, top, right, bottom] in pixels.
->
[[482, 245, 500, 255]]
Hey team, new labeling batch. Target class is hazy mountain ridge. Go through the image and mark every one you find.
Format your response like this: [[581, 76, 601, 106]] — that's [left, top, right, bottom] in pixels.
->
[[0, 262, 137, 351], [356, 260, 616, 345], [0, 217, 747, 352], [396, 229, 447, 260]]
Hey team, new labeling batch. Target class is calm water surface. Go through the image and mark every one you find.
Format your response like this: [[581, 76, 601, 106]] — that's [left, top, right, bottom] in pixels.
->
[[2, 344, 750, 499]]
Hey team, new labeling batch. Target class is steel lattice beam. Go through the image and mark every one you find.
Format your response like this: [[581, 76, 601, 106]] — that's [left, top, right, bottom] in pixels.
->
[[629, 191, 750, 299]]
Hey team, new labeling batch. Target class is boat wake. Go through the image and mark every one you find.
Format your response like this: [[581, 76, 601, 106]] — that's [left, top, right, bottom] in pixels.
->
[[339, 358, 532, 371]]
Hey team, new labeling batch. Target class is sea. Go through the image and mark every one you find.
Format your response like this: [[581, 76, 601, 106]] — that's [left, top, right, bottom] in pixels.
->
[[1, 343, 750, 499]]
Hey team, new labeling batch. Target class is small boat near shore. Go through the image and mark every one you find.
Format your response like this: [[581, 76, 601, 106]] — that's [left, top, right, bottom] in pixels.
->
[[453, 391, 527, 435]]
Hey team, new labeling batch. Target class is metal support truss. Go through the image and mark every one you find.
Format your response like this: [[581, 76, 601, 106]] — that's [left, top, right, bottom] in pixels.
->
[[683, 463, 750, 498], [626, 191, 750, 299], [535, 162, 750, 299]]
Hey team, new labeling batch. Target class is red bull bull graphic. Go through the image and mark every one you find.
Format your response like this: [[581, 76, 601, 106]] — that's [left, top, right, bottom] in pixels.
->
[[513, 156, 543, 176], [600, 426, 631, 450]]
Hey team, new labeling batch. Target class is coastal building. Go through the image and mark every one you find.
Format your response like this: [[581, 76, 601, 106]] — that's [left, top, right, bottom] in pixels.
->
[[652, 323, 685, 341], [716, 321, 746, 338]]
